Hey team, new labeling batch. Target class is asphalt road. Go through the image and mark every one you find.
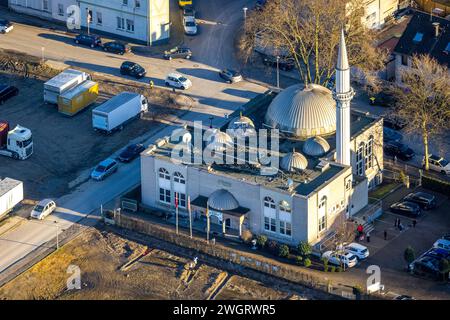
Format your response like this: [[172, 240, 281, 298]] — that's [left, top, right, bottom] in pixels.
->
[[0, 0, 267, 275]]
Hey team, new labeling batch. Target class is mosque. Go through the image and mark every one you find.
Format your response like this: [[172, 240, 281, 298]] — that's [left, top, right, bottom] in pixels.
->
[[140, 31, 384, 246]]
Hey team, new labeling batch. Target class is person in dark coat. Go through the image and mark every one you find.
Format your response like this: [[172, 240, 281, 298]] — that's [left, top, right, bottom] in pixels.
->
[[412, 219, 417, 228], [384, 230, 388, 240]]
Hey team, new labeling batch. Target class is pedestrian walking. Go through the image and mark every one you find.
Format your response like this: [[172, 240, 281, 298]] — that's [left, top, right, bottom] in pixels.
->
[[398, 218, 401, 230], [394, 218, 398, 228], [412, 219, 417, 228], [384, 230, 387, 240], [366, 232, 371, 243]]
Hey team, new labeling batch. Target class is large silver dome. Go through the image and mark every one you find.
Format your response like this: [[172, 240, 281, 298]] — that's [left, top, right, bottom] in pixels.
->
[[264, 84, 336, 139], [208, 189, 239, 211], [280, 151, 308, 172], [303, 136, 330, 157]]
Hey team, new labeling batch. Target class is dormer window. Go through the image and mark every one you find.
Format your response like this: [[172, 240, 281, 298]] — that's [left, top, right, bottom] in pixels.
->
[[413, 32, 423, 43]]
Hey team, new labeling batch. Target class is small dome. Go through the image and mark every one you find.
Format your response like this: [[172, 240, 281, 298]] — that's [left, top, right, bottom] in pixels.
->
[[208, 189, 239, 211], [280, 151, 308, 172], [264, 84, 336, 139], [303, 136, 330, 157], [170, 128, 192, 144], [207, 129, 233, 145], [228, 115, 255, 130]]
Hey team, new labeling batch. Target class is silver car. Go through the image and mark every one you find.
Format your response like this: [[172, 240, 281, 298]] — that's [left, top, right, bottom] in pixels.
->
[[219, 69, 243, 83]]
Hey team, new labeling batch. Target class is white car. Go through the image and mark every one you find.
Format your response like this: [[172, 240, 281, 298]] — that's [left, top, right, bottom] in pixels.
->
[[30, 199, 56, 220], [165, 73, 192, 90], [343, 243, 369, 260], [322, 250, 358, 268], [183, 16, 198, 35], [423, 154, 450, 175], [0, 20, 13, 34]]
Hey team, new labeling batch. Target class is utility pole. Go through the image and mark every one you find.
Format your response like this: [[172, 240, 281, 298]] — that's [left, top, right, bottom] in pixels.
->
[[175, 192, 179, 235], [206, 201, 210, 244], [188, 196, 193, 239], [54, 221, 59, 250], [276, 55, 280, 89]]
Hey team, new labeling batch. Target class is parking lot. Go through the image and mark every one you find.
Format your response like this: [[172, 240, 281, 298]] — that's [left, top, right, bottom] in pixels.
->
[[0, 69, 190, 200], [337, 186, 450, 299]]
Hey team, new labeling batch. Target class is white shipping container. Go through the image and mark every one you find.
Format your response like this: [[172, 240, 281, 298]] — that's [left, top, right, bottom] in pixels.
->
[[92, 92, 148, 133], [44, 69, 90, 104], [0, 178, 24, 219]]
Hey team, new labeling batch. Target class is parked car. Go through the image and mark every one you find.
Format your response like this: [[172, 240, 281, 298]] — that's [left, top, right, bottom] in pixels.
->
[[384, 141, 415, 161], [91, 158, 118, 181], [423, 154, 450, 175], [0, 85, 19, 105], [30, 199, 56, 220], [433, 238, 450, 251], [183, 16, 198, 35], [261, 54, 295, 71], [120, 61, 146, 79], [343, 243, 369, 260], [383, 127, 403, 143], [389, 201, 421, 217], [75, 34, 102, 48], [118, 143, 145, 163], [219, 69, 243, 83], [0, 20, 13, 34], [322, 250, 358, 269], [410, 255, 441, 280], [165, 73, 192, 90], [425, 247, 450, 260], [403, 192, 436, 210], [103, 41, 131, 55], [164, 47, 192, 60], [393, 295, 415, 300], [183, 5, 195, 17], [383, 116, 407, 130]]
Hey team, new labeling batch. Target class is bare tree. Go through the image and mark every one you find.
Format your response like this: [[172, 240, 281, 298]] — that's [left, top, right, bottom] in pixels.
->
[[238, 0, 387, 88], [389, 54, 450, 170]]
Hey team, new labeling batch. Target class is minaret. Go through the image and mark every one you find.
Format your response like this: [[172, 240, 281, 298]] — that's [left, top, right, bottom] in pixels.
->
[[334, 29, 354, 166]]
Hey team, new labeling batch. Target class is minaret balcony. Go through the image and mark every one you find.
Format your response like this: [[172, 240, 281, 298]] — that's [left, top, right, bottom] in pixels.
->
[[333, 89, 355, 102]]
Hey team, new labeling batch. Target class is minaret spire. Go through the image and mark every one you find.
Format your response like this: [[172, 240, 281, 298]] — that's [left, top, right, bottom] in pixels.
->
[[334, 29, 354, 166]]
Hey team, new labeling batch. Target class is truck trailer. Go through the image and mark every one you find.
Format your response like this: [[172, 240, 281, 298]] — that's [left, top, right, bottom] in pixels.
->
[[0, 178, 24, 219], [0, 121, 33, 160], [44, 69, 91, 104], [58, 80, 98, 116], [92, 92, 148, 134]]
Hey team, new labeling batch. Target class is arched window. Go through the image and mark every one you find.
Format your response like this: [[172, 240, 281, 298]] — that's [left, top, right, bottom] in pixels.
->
[[356, 142, 365, 176], [279, 201, 291, 213], [173, 172, 185, 184], [263, 196, 276, 209], [279, 200, 292, 236], [159, 168, 170, 180], [365, 136, 374, 169], [318, 196, 327, 232]]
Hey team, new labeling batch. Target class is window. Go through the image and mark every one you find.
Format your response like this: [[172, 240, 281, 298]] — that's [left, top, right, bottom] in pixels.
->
[[126, 19, 134, 32], [97, 12, 102, 25], [43, 0, 49, 11], [279, 201, 291, 213], [159, 168, 170, 180], [264, 217, 276, 232], [263, 196, 276, 209], [356, 142, 365, 176], [135, 0, 141, 8], [159, 188, 171, 204], [173, 172, 185, 184], [318, 216, 326, 232], [365, 136, 374, 169], [175, 192, 186, 208], [279, 221, 292, 236], [117, 17, 125, 30], [123, 0, 128, 5], [57, 4, 64, 16], [401, 54, 408, 66], [318, 196, 327, 232]]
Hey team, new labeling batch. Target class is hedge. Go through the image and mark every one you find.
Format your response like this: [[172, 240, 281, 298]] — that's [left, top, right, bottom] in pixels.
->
[[422, 174, 450, 196]]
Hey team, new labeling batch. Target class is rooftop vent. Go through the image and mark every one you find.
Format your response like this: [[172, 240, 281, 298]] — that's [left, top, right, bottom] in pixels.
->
[[432, 22, 440, 37], [315, 160, 330, 173]]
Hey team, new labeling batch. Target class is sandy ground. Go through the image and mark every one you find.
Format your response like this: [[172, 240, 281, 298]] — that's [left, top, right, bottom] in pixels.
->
[[0, 226, 310, 300], [0, 65, 190, 201]]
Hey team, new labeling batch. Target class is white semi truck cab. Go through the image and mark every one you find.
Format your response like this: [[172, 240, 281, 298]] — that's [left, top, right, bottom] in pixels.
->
[[0, 121, 33, 160]]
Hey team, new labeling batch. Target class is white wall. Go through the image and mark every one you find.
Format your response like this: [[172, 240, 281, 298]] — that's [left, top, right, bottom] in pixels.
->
[[8, 0, 75, 22]]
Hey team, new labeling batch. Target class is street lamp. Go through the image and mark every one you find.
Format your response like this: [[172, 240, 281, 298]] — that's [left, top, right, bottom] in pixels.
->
[[243, 7, 248, 21], [209, 116, 214, 128], [41, 47, 45, 63], [54, 221, 59, 250], [276, 55, 280, 89]]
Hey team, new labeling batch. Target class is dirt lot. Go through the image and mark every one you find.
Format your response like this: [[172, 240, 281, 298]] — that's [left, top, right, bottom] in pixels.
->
[[0, 51, 191, 200], [0, 227, 312, 300]]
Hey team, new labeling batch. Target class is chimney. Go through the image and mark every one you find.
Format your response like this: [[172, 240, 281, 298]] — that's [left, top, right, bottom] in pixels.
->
[[432, 22, 440, 37]]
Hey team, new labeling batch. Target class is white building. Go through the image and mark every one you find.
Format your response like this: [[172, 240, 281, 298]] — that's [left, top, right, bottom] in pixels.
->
[[362, 0, 399, 29], [8, 0, 170, 45], [8, 0, 75, 23], [139, 31, 384, 247], [78, 0, 170, 45]]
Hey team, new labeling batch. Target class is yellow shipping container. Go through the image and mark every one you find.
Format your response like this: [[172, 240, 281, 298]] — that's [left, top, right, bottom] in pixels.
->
[[58, 80, 98, 116]]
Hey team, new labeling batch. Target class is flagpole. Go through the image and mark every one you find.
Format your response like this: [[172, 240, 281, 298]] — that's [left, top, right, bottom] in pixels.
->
[[175, 193, 179, 235], [188, 196, 192, 239], [206, 201, 210, 244]]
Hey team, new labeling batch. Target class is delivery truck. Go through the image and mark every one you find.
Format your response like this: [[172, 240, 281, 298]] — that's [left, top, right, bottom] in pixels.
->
[[92, 92, 148, 134], [57, 80, 99, 116], [0, 121, 33, 160], [0, 178, 24, 219], [44, 69, 91, 104]]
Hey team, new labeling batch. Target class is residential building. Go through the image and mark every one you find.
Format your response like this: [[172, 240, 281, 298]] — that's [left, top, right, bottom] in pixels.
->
[[140, 32, 384, 247], [8, 0, 76, 23], [78, 0, 170, 45], [416, 0, 450, 17], [393, 10, 450, 84], [361, 0, 399, 29]]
